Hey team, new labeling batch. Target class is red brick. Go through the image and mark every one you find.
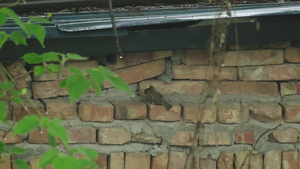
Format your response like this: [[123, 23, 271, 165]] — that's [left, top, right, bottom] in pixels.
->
[[44, 98, 77, 119], [182, 104, 216, 124], [239, 64, 300, 81], [12, 99, 44, 121], [199, 157, 216, 169], [285, 47, 300, 63], [34, 61, 98, 81], [182, 49, 209, 65], [95, 154, 108, 169], [217, 104, 249, 123], [29, 158, 39, 169], [219, 81, 278, 98], [0, 154, 11, 169], [138, 80, 206, 96], [6, 60, 32, 88], [98, 128, 131, 145], [104, 59, 165, 88], [108, 51, 171, 70], [131, 132, 161, 144], [148, 104, 181, 121], [0, 131, 22, 144], [235, 151, 250, 169], [172, 65, 237, 80], [168, 152, 187, 169], [228, 41, 290, 50], [250, 154, 263, 169], [152, 152, 168, 169], [79, 101, 114, 122], [281, 102, 300, 122], [67, 127, 96, 143], [282, 151, 299, 169], [280, 82, 300, 96], [235, 129, 254, 144], [28, 128, 54, 143], [125, 153, 150, 169], [32, 80, 68, 99], [199, 132, 230, 146], [219, 49, 283, 66], [110, 153, 124, 169], [272, 128, 298, 143], [264, 150, 281, 169], [217, 152, 234, 169], [170, 131, 196, 146], [111, 100, 147, 120], [249, 103, 282, 122]]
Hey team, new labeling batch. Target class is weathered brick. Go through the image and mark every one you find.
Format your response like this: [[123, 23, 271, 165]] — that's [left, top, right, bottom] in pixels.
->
[[182, 49, 209, 65], [152, 152, 168, 169], [125, 153, 150, 169], [104, 59, 165, 88], [29, 158, 39, 169], [217, 152, 234, 169], [282, 151, 299, 169], [186, 156, 199, 169], [138, 80, 206, 96], [0, 131, 22, 144], [111, 100, 147, 120], [67, 127, 96, 143], [199, 157, 216, 169], [110, 153, 124, 169], [182, 104, 216, 124], [249, 103, 282, 122], [172, 65, 237, 80], [148, 104, 181, 121], [285, 47, 300, 63], [0, 154, 11, 169], [217, 104, 249, 124], [3, 101, 11, 120], [34, 61, 98, 81], [228, 41, 290, 50], [108, 51, 171, 70], [272, 128, 298, 143], [235, 151, 250, 169], [281, 102, 300, 122], [32, 80, 68, 99], [264, 150, 281, 169], [98, 128, 131, 145], [280, 82, 300, 96], [170, 131, 196, 146], [235, 129, 254, 144], [168, 152, 187, 169], [44, 98, 77, 119], [239, 64, 300, 81], [250, 154, 263, 169], [28, 128, 57, 143], [95, 154, 108, 169], [79, 101, 114, 122], [12, 99, 44, 121], [219, 81, 278, 98], [199, 132, 230, 146], [219, 49, 283, 66], [131, 132, 161, 144], [6, 61, 32, 88]]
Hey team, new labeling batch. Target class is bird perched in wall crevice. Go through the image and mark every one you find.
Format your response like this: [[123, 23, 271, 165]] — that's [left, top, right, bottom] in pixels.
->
[[144, 85, 172, 110]]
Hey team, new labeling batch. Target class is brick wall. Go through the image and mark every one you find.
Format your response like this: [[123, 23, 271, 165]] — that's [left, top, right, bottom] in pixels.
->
[[1, 41, 300, 169]]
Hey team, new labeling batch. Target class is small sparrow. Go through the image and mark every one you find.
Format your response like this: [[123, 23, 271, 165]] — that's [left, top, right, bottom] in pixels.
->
[[144, 85, 172, 110]]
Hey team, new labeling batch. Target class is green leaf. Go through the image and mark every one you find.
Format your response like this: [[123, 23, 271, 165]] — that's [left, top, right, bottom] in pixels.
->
[[53, 156, 83, 169], [34, 66, 45, 76], [0, 8, 23, 26], [39, 117, 49, 128], [48, 134, 56, 149], [46, 64, 60, 73], [13, 115, 39, 134], [22, 53, 41, 64], [29, 17, 53, 24], [13, 159, 30, 169], [66, 74, 90, 102], [0, 141, 6, 153], [0, 81, 14, 90], [12, 97, 23, 105], [0, 100, 6, 121], [76, 148, 98, 160], [0, 31, 10, 49], [11, 31, 27, 46], [69, 67, 83, 76], [86, 68, 104, 88], [0, 12, 7, 27], [66, 53, 87, 60], [48, 118, 68, 146], [10, 146, 27, 154], [21, 88, 27, 95], [89, 82, 101, 96], [38, 149, 58, 168], [40, 52, 60, 62], [59, 80, 67, 88], [23, 23, 46, 48], [10, 90, 22, 96]]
